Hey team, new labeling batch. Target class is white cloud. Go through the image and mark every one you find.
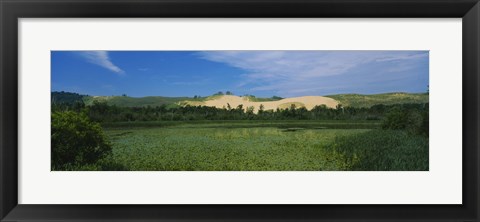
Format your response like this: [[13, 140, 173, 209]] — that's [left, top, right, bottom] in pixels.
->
[[78, 51, 125, 74], [375, 52, 428, 62], [197, 51, 428, 96]]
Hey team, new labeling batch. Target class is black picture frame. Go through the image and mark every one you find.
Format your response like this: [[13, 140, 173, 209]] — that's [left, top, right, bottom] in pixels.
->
[[1, 0, 479, 221]]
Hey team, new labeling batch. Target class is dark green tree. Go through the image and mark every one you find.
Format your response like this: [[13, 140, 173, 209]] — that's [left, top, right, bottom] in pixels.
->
[[51, 111, 112, 170]]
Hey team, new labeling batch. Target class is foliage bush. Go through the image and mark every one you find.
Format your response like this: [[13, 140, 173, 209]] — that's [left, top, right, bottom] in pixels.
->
[[382, 104, 429, 136], [51, 111, 112, 170]]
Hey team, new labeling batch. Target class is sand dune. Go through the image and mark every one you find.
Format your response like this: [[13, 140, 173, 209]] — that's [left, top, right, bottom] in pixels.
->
[[183, 95, 339, 113]]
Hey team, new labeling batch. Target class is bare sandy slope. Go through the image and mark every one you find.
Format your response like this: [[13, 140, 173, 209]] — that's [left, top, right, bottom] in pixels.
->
[[183, 95, 339, 113]]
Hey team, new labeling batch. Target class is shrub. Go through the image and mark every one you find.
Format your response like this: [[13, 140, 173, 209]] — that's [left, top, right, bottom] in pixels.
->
[[51, 111, 112, 170], [421, 108, 429, 136], [382, 106, 428, 136]]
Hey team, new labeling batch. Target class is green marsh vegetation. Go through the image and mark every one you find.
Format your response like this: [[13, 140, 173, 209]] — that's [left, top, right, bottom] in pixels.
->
[[51, 91, 429, 171]]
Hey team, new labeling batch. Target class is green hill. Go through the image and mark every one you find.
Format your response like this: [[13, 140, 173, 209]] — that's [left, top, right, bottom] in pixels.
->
[[51, 91, 85, 105], [325, 93, 429, 108], [83, 96, 188, 108]]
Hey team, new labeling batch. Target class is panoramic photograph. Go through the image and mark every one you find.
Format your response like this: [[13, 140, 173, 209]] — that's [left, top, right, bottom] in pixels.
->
[[51, 50, 429, 171]]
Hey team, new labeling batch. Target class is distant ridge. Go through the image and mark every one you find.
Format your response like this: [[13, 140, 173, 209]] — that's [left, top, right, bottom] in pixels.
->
[[325, 92, 429, 108], [51, 91, 429, 109], [83, 96, 188, 109]]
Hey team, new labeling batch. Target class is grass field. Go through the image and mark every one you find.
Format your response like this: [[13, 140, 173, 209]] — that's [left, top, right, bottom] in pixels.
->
[[78, 121, 428, 171], [101, 120, 381, 129]]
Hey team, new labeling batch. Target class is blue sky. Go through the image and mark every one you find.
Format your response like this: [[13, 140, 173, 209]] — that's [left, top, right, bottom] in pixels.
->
[[51, 50, 429, 97]]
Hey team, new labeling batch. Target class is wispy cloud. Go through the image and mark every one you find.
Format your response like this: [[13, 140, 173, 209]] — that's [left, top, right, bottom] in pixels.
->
[[78, 51, 125, 74], [375, 52, 428, 62], [197, 51, 428, 96]]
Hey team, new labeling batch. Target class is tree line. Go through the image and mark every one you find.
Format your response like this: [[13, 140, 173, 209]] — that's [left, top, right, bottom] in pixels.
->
[[52, 98, 426, 127]]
